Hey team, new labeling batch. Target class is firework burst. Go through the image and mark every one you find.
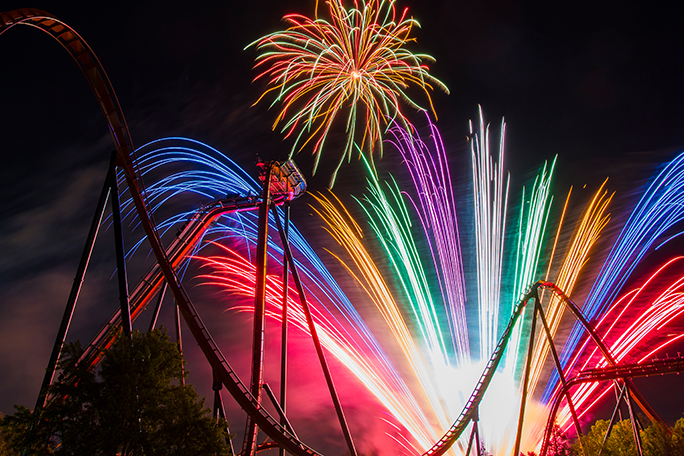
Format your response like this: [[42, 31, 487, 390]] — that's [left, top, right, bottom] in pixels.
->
[[249, 0, 448, 185]]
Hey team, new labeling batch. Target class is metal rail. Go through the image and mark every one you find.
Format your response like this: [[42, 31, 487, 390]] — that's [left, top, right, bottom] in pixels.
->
[[79, 196, 261, 368], [5, 9, 671, 456], [541, 357, 684, 456], [421, 283, 542, 456]]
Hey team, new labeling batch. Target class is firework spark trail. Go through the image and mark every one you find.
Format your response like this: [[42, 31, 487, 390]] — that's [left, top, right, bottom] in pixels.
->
[[357, 155, 451, 368], [553, 257, 684, 430], [196, 242, 439, 451], [121, 137, 446, 450], [117, 137, 397, 372], [311, 191, 449, 434], [505, 158, 556, 379], [526, 182, 613, 397], [134, 138, 416, 366], [385, 114, 469, 366], [547, 151, 684, 401], [469, 107, 510, 361], [249, 0, 448, 185], [121, 131, 684, 454], [116, 137, 260, 258]]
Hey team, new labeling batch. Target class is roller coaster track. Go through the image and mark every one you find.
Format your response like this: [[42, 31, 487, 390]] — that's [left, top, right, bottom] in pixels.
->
[[541, 356, 684, 456], [422, 283, 541, 456], [80, 195, 262, 367], [422, 280, 671, 456], [1, 9, 555, 456], [566, 356, 684, 385]]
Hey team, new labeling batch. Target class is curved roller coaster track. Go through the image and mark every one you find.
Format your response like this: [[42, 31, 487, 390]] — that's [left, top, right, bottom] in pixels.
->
[[3, 8, 683, 456]]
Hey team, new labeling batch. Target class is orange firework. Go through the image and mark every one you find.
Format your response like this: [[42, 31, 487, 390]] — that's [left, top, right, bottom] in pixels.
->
[[249, 0, 448, 185]]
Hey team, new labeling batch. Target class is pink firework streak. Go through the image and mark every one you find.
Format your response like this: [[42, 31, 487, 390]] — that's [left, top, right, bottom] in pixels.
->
[[195, 242, 440, 452]]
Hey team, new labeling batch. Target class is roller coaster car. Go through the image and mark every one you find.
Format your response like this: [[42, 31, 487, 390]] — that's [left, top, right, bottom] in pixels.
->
[[258, 159, 307, 201]]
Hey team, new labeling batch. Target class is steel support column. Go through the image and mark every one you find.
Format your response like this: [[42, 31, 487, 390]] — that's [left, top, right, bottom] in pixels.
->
[[175, 299, 185, 385], [243, 163, 274, 456], [535, 302, 583, 447], [148, 282, 167, 332], [624, 382, 644, 456], [34, 156, 113, 411], [279, 202, 290, 456], [213, 370, 235, 456], [514, 294, 539, 456], [598, 384, 627, 456], [110, 155, 132, 339]]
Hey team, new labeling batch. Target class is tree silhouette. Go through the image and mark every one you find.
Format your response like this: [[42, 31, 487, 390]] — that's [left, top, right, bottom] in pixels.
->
[[0, 329, 228, 455]]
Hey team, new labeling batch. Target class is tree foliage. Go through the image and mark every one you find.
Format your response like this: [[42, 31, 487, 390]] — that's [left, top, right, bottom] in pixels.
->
[[575, 417, 684, 456], [519, 417, 684, 456], [0, 329, 229, 455]]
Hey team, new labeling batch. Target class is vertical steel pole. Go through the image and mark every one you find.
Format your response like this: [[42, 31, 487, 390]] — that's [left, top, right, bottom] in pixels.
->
[[465, 421, 477, 456], [535, 302, 583, 444], [279, 202, 290, 456], [474, 423, 482, 456], [34, 156, 113, 411], [598, 384, 627, 456], [148, 281, 167, 332], [110, 156, 132, 339], [514, 295, 539, 456], [273, 208, 358, 456], [472, 408, 482, 456], [213, 370, 235, 456], [243, 163, 273, 456], [175, 299, 185, 385], [625, 383, 644, 456]]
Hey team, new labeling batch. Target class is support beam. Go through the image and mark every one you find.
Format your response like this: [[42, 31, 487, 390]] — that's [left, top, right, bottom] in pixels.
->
[[110, 156, 131, 339], [535, 302, 583, 448], [148, 281, 167, 332], [212, 370, 235, 456], [598, 383, 627, 456], [514, 294, 539, 456], [279, 202, 290, 456], [175, 299, 185, 385], [465, 421, 477, 456], [243, 163, 274, 456], [262, 383, 298, 438], [624, 382, 644, 456], [35, 157, 113, 411]]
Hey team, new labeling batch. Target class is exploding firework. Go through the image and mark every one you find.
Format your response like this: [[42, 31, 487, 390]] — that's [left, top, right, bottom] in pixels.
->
[[249, 0, 448, 185]]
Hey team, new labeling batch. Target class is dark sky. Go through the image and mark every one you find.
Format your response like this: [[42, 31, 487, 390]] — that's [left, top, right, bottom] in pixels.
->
[[1, 0, 683, 453]]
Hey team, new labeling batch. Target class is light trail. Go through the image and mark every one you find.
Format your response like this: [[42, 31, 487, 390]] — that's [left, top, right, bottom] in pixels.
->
[[311, 191, 450, 433], [546, 152, 684, 401], [386, 112, 469, 366], [505, 157, 556, 380], [196, 242, 439, 450], [123, 135, 684, 454], [469, 106, 510, 362], [527, 181, 613, 396], [357, 155, 451, 369]]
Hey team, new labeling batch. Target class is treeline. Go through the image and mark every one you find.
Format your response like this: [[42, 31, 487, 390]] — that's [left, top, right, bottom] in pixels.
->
[[526, 417, 684, 456]]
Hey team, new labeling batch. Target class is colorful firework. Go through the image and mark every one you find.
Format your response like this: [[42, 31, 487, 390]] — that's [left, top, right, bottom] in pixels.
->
[[123, 123, 684, 455], [249, 0, 448, 185]]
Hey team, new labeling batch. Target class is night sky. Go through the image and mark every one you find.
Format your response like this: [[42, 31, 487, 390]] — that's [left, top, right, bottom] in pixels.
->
[[1, 0, 683, 454]]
